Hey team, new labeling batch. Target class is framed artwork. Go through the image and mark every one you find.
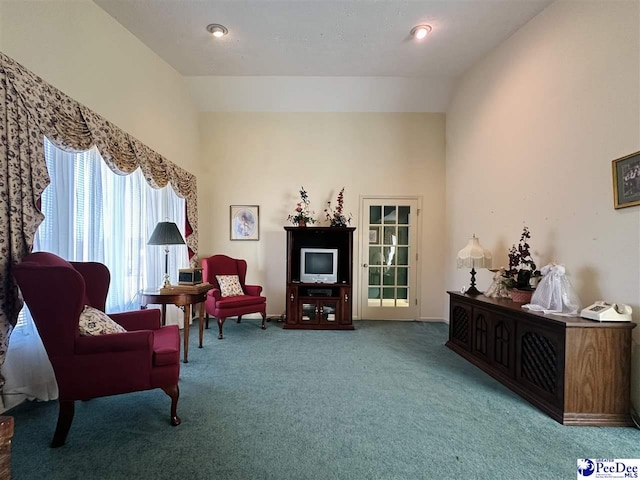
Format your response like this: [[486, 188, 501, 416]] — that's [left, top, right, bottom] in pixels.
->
[[369, 227, 380, 245], [612, 151, 640, 209], [230, 205, 259, 240]]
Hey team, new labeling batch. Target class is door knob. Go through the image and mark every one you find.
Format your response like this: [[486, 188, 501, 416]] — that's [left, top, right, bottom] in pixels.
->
[[363, 263, 368, 267]]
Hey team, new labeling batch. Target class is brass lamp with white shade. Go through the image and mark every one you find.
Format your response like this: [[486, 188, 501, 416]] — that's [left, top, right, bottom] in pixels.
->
[[457, 234, 492, 295], [147, 221, 186, 289]]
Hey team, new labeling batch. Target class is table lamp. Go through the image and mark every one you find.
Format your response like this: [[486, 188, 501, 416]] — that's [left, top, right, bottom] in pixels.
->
[[147, 221, 185, 289], [456, 234, 492, 295]]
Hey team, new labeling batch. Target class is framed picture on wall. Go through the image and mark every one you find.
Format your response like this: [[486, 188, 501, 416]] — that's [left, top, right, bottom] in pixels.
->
[[230, 205, 259, 240], [612, 151, 640, 209]]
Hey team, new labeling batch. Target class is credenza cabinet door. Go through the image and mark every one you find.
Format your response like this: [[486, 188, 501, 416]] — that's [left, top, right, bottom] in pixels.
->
[[515, 319, 565, 409], [449, 300, 472, 352], [471, 307, 492, 365], [491, 313, 516, 378], [471, 307, 516, 377]]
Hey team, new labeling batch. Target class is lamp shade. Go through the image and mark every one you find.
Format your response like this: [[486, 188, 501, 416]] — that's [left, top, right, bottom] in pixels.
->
[[147, 222, 185, 246], [456, 235, 492, 269]]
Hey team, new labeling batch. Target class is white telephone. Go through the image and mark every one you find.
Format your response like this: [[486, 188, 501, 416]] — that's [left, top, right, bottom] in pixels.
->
[[580, 301, 633, 322]]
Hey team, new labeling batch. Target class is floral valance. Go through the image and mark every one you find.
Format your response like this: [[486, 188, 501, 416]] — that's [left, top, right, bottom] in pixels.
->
[[0, 52, 198, 260]]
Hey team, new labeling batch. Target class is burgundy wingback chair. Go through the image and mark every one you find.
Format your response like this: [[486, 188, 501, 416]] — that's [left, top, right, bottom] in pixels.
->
[[12, 252, 181, 448], [202, 255, 266, 339]]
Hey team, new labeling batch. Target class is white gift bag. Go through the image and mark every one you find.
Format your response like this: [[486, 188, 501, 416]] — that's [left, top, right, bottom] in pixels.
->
[[523, 264, 581, 315]]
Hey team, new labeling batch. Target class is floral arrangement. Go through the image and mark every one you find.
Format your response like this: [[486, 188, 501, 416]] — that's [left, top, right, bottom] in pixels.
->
[[324, 187, 352, 227], [287, 187, 316, 226], [503, 226, 539, 290]]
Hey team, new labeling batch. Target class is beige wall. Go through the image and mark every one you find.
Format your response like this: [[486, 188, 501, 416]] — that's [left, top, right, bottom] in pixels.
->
[[0, 0, 199, 173], [446, 1, 640, 403], [198, 112, 446, 319]]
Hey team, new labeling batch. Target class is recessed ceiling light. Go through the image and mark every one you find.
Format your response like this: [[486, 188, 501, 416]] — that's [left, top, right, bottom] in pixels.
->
[[206, 24, 228, 38], [410, 25, 432, 40]]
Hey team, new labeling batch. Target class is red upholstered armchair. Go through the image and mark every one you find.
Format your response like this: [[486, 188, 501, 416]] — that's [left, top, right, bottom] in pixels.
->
[[202, 255, 266, 339], [12, 252, 181, 448]]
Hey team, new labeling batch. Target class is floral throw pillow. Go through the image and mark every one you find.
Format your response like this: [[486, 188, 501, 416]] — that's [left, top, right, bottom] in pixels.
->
[[78, 306, 127, 336], [216, 275, 244, 297]]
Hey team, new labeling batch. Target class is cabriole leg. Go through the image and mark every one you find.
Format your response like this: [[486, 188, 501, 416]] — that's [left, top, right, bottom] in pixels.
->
[[51, 400, 74, 448], [217, 317, 225, 339], [162, 384, 181, 426]]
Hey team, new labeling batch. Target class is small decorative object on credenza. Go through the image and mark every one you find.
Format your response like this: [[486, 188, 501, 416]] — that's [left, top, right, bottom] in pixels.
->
[[147, 221, 186, 289], [502, 225, 540, 303], [456, 234, 492, 295], [522, 263, 581, 315], [485, 267, 511, 298], [287, 186, 316, 227], [324, 187, 352, 227]]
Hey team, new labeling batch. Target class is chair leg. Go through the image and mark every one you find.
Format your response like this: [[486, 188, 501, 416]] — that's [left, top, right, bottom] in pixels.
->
[[162, 384, 181, 426], [261, 312, 266, 330], [217, 317, 225, 339], [51, 400, 74, 448], [205, 313, 209, 329], [236, 315, 242, 324]]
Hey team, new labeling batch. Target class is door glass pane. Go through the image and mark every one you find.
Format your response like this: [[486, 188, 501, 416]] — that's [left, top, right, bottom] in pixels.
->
[[383, 206, 396, 224], [383, 287, 395, 299], [397, 267, 408, 286], [368, 287, 381, 306], [369, 267, 381, 286], [397, 288, 409, 307], [397, 247, 408, 266], [383, 267, 395, 286], [383, 247, 396, 265], [369, 206, 382, 224], [369, 226, 380, 245], [398, 227, 408, 246], [369, 247, 382, 265], [398, 206, 410, 224], [383, 226, 396, 245]]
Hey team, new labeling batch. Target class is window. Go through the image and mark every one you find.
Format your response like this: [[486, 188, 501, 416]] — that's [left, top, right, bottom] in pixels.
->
[[34, 138, 187, 312]]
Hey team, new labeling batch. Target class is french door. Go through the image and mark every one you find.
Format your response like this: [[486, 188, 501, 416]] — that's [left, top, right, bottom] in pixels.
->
[[360, 197, 420, 320]]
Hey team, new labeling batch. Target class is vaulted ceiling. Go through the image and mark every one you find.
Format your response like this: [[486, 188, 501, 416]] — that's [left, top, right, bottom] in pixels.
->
[[94, 0, 553, 78]]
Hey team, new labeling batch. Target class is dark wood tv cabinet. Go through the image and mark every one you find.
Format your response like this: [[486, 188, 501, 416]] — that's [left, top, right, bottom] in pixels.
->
[[284, 226, 355, 330], [446, 291, 636, 426]]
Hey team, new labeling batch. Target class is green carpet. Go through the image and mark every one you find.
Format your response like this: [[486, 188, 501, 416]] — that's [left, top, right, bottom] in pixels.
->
[[8, 321, 640, 479]]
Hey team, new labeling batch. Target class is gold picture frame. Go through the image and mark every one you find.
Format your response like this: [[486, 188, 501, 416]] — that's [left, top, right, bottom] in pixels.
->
[[230, 205, 259, 240], [612, 151, 640, 209]]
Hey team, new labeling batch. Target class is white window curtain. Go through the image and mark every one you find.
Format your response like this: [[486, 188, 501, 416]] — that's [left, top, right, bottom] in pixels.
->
[[1, 138, 187, 410]]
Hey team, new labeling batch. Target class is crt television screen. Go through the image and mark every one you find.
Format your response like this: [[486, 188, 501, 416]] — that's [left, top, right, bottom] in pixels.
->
[[305, 252, 334, 274]]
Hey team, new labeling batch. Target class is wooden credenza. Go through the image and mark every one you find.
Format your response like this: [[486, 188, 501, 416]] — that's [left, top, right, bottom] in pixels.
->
[[447, 291, 636, 426]]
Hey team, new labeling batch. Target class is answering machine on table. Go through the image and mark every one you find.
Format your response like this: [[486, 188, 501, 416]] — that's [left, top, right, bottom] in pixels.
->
[[580, 301, 632, 322]]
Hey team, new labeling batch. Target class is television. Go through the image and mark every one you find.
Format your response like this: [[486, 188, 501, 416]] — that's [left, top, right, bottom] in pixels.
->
[[300, 248, 339, 284]]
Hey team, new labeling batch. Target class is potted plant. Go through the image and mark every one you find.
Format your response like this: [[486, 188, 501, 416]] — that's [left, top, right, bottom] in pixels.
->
[[503, 226, 540, 302], [287, 187, 316, 227], [324, 187, 352, 227]]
